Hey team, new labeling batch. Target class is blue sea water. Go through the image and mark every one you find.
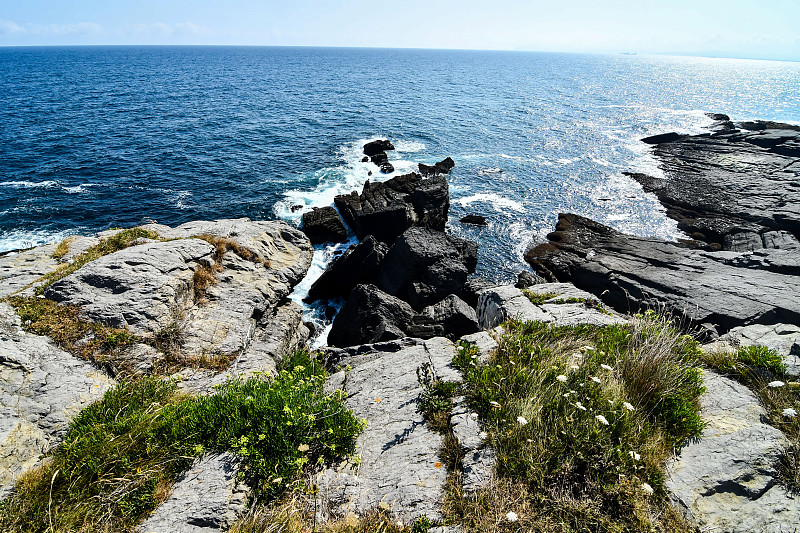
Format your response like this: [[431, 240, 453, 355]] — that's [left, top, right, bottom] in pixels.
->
[[2, 46, 800, 286]]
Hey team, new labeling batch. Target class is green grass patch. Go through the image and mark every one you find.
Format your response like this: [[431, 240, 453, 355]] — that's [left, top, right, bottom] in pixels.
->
[[35, 228, 160, 293], [0, 351, 364, 533], [701, 344, 799, 492], [445, 311, 704, 532], [522, 289, 559, 305]]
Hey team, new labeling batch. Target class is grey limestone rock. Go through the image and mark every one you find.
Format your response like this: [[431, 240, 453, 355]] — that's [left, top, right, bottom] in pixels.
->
[[477, 284, 627, 330], [450, 400, 494, 492], [137, 452, 251, 533], [0, 302, 115, 497], [667, 371, 799, 532], [315, 337, 461, 522], [460, 331, 498, 365]]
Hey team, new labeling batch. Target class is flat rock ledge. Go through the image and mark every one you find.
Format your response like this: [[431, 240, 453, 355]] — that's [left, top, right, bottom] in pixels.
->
[[667, 371, 799, 532], [138, 452, 250, 533], [476, 283, 629, 330], [0, 302, 115, 498], [315, 337, 464, 523]]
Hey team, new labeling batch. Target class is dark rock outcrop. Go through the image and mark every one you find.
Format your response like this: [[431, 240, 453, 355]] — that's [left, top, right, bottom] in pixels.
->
[[376, 227, 478, 310], [334, 172, 449, 243], [418, 295, 479, 339], [627, 121, 800, 249], [363, 139, 395, 156], [327, 284, 416, 347], [419, 157, 455, 177], [306, 236, 388, 301], [515, 270, 544, 289], [301, 206, 347, 244], [363, 140, 396, 174], [460, 214, 487, 226], [526, 213, 800, 334]]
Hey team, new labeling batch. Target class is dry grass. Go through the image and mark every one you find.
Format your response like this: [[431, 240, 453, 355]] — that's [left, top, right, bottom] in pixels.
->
[[51, 237, 74, 260]]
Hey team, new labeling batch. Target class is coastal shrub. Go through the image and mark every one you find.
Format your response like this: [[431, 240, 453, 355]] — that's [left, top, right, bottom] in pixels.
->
[[35, 227, 160, 292], [0, 350, 363, 533], [446, 314, 703, 532]]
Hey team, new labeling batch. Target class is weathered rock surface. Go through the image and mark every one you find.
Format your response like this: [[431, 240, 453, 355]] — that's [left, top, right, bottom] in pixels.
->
[[375, 227, 478, 310], [334, 172, 449, 242], [301, 206, 348, 244], [450, 399, 494, 492], [419, 295, 479, 340], [667, 371, 799, 532], [306, 236, 389, 301], [137, 452, 251, 533], [527, 213, 800, 333], [628, 121, 800, 248], [315, 337, 462, 522], [0, 302, 115, 498], [0, 236, 99, 298], [477, 283, 627, 330], [46, 219, 313, 359]]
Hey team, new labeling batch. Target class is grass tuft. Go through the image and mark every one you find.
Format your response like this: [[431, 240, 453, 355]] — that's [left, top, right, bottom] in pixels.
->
[[51, 237, 74, 260], [446, 312, 704, 532]]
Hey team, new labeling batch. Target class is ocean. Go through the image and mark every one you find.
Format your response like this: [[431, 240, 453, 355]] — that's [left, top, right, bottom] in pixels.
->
[[2, 46, 800, 286]]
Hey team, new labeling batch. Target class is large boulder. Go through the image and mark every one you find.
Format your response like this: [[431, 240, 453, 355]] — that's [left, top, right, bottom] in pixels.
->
[[526, 213, 800, 334], [306, 236, 389, 301], [301, 206, 347, 244], [334, 172, 449, 242], [418, 294, 479, 339], [46, 219, 313, 359], [375, 227, 478, 310], [363, 139, 395, 156], [327, 284, 416, 348]]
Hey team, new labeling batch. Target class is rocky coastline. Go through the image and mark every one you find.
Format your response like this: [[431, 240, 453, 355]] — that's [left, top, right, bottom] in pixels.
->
[[1, 121, 799, 532]]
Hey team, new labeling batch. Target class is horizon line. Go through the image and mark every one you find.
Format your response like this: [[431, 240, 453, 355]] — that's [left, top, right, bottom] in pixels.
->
[[0, 43, 798, 64]]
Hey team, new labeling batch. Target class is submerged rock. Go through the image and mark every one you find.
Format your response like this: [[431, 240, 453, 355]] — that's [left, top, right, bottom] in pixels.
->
[[527, 213, 800, 334], [460, 214, 487, 226]]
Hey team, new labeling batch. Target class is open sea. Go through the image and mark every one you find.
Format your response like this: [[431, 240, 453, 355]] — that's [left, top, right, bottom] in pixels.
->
[[2, 46, 800, 287]]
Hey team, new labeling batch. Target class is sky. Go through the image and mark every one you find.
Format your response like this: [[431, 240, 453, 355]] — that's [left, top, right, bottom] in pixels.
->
[[1, 0, 799, 61]]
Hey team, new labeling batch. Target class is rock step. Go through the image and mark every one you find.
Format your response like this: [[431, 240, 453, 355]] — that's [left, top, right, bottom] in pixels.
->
[[316, 337, 466, 522], [667, 371, 799, 532]]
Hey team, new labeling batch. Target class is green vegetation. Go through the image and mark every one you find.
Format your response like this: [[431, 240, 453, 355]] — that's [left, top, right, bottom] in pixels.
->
[[444, 311, 705, 532], [35, 228, 160, 293], [0, 351, 363, 533], [700, 344, 799, 492], [522, 289, 559, 305]]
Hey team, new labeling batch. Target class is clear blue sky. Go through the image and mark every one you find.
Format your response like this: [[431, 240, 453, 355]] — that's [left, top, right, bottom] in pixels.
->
[[2, 0, 799, 61]]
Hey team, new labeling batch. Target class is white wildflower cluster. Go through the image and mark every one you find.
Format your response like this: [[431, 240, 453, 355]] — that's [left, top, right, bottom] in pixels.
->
[[600, 364, 613, 371], [623, 402, 635, 412], [517, 416, 528, 426], [768, 380, 786, 388], [783, 408, 797, 419], [506, 511, 519, 522], [595, 414, 610, 425], [556, 375, 568, 383], [629, 450, 641, 461], [641, 482, 654, 495]]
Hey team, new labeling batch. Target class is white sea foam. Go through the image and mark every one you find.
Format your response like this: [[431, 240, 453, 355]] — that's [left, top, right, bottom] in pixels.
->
[[455, 193, 524, 213], [394, 140, 425, 153], [0, 228, 74, 254], [0, 180, 58, 189]]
